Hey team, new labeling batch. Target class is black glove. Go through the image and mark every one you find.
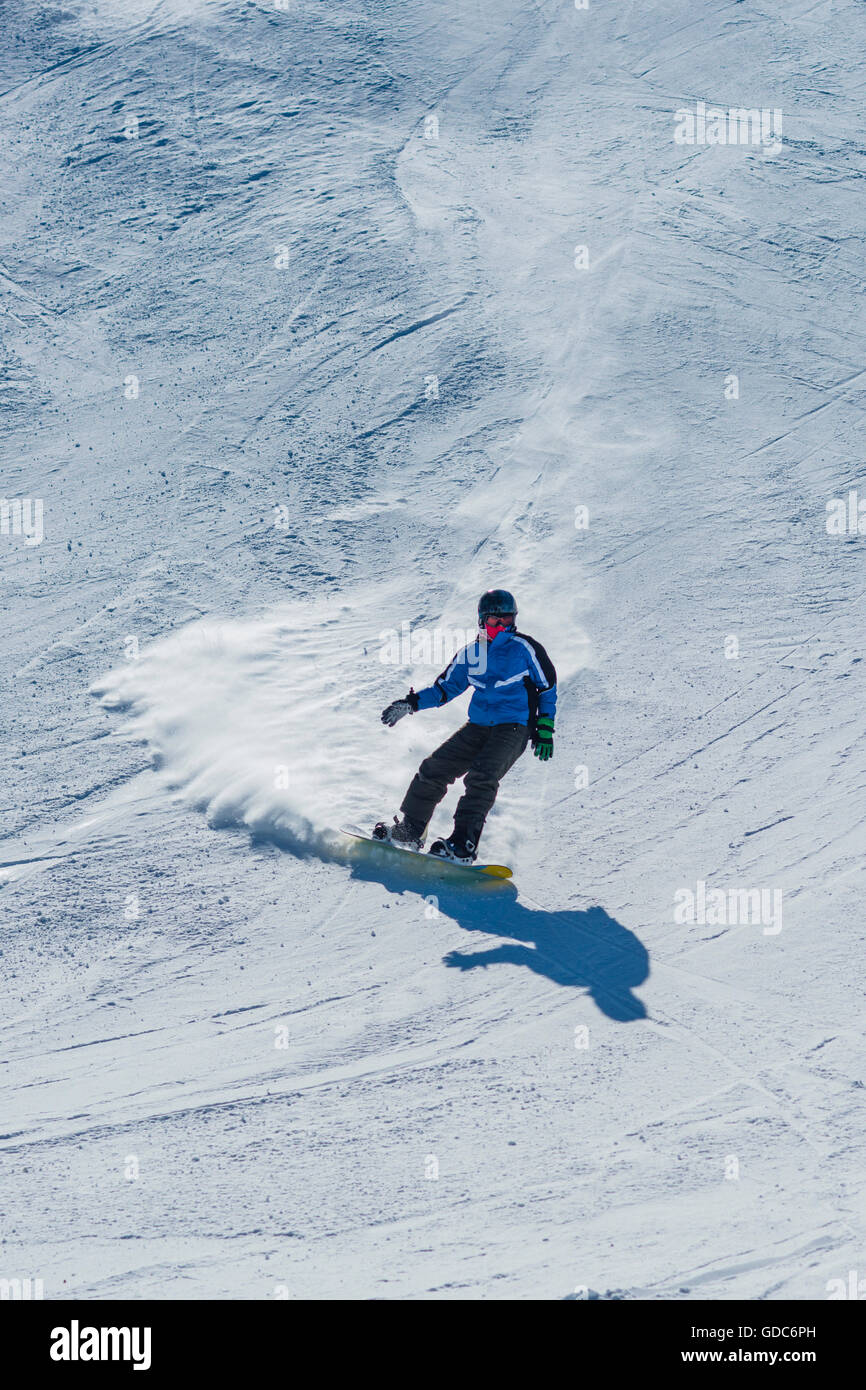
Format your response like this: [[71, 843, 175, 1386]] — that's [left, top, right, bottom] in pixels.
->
[[381, 689, 419, 726]]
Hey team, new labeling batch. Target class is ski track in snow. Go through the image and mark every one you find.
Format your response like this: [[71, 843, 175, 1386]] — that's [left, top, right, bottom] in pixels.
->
[[1, 0, 865, 1299]]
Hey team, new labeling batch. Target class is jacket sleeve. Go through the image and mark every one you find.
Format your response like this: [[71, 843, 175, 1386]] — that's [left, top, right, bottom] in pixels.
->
[[414, 646, 471, 710], [522, 637, 557, 720]]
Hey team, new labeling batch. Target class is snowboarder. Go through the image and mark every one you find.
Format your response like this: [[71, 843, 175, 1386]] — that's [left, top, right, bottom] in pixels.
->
[[374, 589, 557, 863]]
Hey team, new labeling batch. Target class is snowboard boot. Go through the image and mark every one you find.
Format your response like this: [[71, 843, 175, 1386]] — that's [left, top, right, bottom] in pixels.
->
[[428, 826, 478, 865], [372, 814, 426, 851]]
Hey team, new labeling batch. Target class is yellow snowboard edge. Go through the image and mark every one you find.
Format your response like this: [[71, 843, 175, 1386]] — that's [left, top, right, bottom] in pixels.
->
[[340, 827, 513, 880]]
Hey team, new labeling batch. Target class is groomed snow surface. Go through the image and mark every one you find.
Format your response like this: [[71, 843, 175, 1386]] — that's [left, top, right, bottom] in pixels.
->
[[2, 0, 865, 1299]]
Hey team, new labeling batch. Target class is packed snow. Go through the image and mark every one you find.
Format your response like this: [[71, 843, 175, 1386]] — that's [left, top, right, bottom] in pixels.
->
[[1, 0, 865, 1299]]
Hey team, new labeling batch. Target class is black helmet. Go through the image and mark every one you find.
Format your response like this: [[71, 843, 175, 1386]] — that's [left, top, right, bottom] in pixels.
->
[[478, 588, 517, 623]]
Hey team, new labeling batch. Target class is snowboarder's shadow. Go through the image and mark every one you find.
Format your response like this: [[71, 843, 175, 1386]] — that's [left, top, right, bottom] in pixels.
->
[[348, 858, 648, 1022]]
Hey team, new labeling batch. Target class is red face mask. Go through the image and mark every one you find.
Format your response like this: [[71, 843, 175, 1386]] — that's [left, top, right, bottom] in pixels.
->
[[483, 617, 513, 641]]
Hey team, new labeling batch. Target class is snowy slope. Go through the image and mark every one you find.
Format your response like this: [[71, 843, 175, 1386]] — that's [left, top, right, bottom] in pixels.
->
[[1, 0, 865, 1299]]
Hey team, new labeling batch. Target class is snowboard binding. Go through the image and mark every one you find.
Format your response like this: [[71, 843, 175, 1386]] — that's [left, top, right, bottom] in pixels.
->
[[372, 815, 426, 851], [428, 833, 478, 866]]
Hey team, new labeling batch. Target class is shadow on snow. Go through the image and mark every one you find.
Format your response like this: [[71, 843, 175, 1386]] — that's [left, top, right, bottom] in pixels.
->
[[341, 839, 649, 1023], [248, 827, 649, 1021]]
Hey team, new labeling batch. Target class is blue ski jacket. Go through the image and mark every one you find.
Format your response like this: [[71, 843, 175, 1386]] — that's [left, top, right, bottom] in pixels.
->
[[415, 629, 557, 729]]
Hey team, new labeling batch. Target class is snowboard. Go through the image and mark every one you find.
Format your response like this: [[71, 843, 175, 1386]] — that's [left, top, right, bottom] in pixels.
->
[[341, 826, 513, 880]]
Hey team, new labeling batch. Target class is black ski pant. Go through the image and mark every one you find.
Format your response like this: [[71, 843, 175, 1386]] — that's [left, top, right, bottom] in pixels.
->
[[400, 721, 529, 844]]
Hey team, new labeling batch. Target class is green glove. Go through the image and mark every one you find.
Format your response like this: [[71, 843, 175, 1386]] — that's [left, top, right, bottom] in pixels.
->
[[534, 716, 554, 761]]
